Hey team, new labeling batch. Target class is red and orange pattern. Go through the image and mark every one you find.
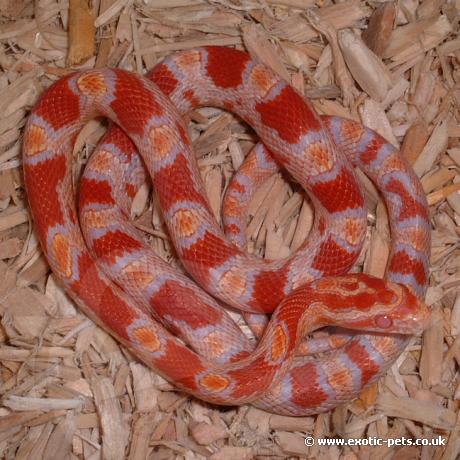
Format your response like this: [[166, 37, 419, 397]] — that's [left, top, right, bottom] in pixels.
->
[[23, 47, 430, 415]]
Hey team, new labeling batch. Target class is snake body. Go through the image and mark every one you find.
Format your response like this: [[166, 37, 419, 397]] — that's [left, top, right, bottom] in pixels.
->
[[23, 47, 430, 415]]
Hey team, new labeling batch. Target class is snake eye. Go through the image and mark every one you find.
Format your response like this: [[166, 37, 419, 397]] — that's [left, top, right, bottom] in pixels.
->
[[375, 314, 393, 329]]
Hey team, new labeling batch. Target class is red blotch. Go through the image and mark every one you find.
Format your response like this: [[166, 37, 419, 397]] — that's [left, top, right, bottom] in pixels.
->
[[125, 183, 137, 199], [291, 363, 328, 409], [153, 153, 209, 212], [312, 237, 357, 276], [153, 340, 204, 390], [111, 72, 163, 136], [183, 89, 199, 107], [249, 270, 288, 313], [318, 216, 326, 235], [311, 167, 364, 212], [342, 288, 391, 311], [206, 46, 250, 88], [338, 275, 387, 295], [149, 63, 179, 97], [389, 250, 427, 286], [341, 280, 359, 291], [255, 86, 321, 144], [224, 223, 241, 235], [181, 231, 239, 272], [359, 274, 387, 291], [150, 280, 223, 329], [24, 154, 66, 234], [176, 122, 189, 147], [345, 341, 380, 385], [79, 178, 115, 208], [228, 356, 278, 399], [92, 230, 143, 261], [229, 181, 246, 195], [103, 126, 138, 161], [361, 136, 384, 164], [386, 178, 429, 221], [34, 77, 81, 130], [313, 275, 395, 312], [71, 252, 135, 340]]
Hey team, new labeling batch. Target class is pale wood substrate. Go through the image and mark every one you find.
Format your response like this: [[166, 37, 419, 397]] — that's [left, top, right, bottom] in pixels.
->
[[0, 0, 459, 459]]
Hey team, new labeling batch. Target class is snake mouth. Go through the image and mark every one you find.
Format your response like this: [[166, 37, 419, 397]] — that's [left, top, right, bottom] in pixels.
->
[[408, 306, 431, 335], [385, 302, 431, 336]]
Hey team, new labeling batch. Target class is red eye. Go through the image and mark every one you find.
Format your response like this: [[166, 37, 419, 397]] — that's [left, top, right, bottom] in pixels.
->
[[375, 314, 393, 329]]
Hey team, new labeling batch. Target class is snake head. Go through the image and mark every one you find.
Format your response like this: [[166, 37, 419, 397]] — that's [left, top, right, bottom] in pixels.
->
[[312, 274, 430, 336], [371, 283, 430, 335]]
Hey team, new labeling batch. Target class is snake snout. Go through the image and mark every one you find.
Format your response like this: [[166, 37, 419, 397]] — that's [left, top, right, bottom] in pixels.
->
[[391, 289, 430, 335], [409, 301, 431, 334]]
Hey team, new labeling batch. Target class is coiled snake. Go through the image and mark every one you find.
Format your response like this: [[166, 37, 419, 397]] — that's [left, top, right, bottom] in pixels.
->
[[23, 47, 430, 415]]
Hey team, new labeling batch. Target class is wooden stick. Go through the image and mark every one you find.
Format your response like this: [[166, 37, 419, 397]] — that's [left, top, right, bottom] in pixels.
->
[[67, 0, 95, 66]]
